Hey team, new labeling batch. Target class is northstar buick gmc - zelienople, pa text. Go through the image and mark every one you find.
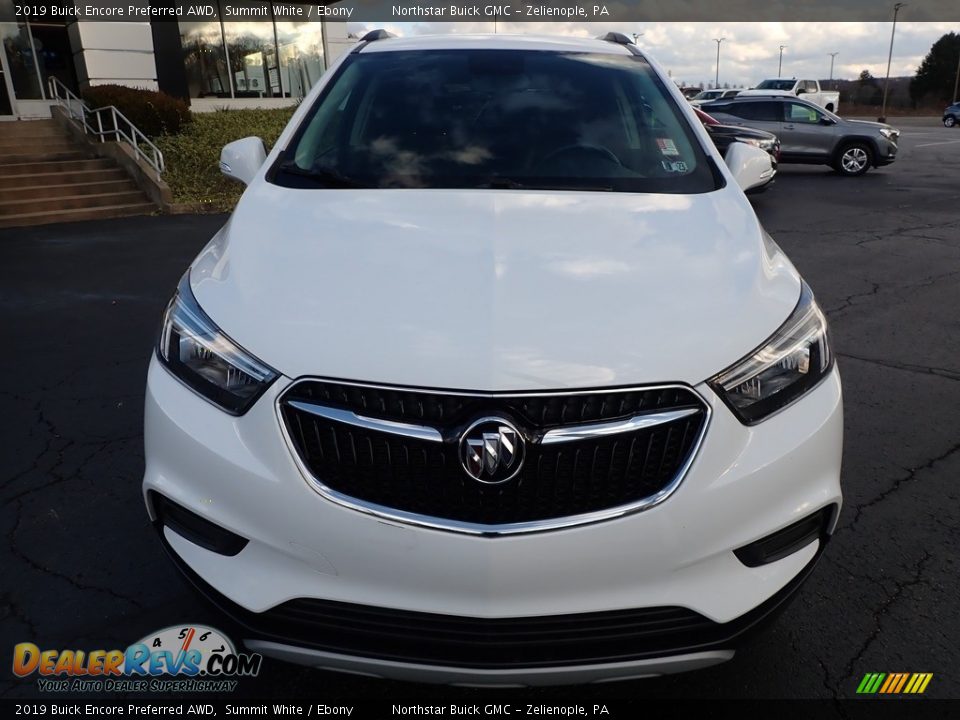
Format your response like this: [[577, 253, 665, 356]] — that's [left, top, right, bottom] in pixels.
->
[[143, 31, 842, 685]]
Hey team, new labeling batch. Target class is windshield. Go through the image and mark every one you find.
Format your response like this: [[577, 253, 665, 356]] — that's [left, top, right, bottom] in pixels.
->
[[273, 49, 718, 194], [755, 79, 796, 91]]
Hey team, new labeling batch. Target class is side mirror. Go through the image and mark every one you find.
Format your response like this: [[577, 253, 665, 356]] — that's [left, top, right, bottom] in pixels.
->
[[796, 88, 807, 95], [820, 116, 837, 125], [219, 137, 267, 185], [724, 142, 775, 193]]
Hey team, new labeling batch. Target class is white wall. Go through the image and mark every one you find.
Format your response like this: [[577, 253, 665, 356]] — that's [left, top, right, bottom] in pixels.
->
[[323, 22, 356, 66], [10, 100, 54, 119], [68, 22, 158, 90]]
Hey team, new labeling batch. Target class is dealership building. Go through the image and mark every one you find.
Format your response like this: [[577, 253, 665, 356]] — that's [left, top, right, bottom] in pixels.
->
[[0, 1, 355, 119]]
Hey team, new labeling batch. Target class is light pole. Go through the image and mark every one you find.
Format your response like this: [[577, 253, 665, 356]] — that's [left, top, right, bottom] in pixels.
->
[[880, 2, 906, 122], [954, 50, 960, 102], [828, 52, 839, 89], [714, 37, 725, 88], [632, 32, 644, 44], [778, 45, 787, 78]]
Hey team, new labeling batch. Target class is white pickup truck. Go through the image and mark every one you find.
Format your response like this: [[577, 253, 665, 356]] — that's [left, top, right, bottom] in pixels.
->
[[739, 79, 840, 113]]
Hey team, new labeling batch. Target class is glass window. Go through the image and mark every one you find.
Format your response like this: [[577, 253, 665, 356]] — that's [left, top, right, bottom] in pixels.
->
[[755, 79, 796, 91], [179, 20, 230, 97], [276, 50, 719, 194], [1, 22, 43, 99], [222, 11, 280, 98], [728, 101, 781, 122], [275, 20, 324, 98], [786, 102, 821, 124], [26, 20, 78, 95]]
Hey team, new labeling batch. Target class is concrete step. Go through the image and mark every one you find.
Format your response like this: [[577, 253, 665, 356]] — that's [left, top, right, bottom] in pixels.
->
[[0, 202, 155, 229], [0, 179, 137, 201], [0, 120, 61, 139], [0, 158, 115, 176], [0, 190, 148, 216], [0, 167, 127, 189], [0, 151, 89, 166], [0, 139, 79, 154]]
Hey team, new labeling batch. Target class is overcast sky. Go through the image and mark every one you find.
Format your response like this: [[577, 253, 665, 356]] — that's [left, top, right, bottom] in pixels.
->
[[346, 22, 959, 87]]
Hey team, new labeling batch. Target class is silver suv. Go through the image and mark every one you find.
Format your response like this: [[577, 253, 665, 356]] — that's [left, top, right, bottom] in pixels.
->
[[703, 96, 899, 177]]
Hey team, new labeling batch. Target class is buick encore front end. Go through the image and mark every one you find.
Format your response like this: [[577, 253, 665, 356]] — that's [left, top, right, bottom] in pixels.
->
[[143, 32, 842, 686]]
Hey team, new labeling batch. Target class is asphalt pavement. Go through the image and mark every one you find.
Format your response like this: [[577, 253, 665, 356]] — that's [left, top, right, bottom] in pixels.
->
[[1, 117, 959, 700]]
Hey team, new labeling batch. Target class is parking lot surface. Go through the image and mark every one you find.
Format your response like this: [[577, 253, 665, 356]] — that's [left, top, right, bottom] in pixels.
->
[[2, 117, 959, 699]]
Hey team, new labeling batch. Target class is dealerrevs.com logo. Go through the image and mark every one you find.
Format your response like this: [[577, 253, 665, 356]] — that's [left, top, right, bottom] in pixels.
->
[[13, 625, 262, 693]]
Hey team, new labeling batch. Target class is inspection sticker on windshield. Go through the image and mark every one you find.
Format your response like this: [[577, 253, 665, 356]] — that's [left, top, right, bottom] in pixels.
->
[[657, 138, 680, 156], [662, 160, 688, 173]]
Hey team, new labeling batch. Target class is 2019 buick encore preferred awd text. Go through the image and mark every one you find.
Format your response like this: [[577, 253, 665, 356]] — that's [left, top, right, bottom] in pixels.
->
[[144, 32, 842, 686]]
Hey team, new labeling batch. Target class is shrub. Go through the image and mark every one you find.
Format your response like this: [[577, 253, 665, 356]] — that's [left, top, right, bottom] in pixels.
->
[[155, 106, 296, 211], [82, 84, 192, 137]]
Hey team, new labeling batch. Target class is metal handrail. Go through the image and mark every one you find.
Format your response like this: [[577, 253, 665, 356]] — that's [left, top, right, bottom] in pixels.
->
[[47, 77, 165, 179]]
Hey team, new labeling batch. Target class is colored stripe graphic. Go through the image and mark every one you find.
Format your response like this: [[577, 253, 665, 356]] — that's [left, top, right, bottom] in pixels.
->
[[857, 672, 932, 695], [879, 673, 898, 693]]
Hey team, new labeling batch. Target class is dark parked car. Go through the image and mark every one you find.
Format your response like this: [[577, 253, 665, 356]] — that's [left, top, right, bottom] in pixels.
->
[[702, 96, 899, 177], [695, 108, 780, 162], [944, 102, 960, 128], [693, 108, 777, 193]]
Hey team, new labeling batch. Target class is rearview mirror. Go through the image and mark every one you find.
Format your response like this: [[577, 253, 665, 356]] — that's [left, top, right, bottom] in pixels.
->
[[219, 137, 267, 185], [724, 142, 775, 193]]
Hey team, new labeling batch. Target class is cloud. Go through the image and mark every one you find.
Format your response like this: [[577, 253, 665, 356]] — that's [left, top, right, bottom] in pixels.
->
[[347, 21, 956, 87]]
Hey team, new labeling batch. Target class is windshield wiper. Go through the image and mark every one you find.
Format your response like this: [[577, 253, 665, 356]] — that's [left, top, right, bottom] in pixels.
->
[[277, 162, 367, 188], [482, 176, 531, 190], [483, 176, 614, 192]]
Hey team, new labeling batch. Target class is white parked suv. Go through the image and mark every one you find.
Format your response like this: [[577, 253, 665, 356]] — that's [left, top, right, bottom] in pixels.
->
[[144, 31, 842, 686]]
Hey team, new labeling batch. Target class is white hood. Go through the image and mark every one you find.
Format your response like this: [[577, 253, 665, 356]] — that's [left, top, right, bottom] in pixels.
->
[[190, 184, 801, 391]]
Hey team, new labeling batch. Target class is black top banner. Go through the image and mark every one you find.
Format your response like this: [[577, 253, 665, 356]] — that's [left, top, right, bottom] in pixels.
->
[[3, 0, 960, 22]]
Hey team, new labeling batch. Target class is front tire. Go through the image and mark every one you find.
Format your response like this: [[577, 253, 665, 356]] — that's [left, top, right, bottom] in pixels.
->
[[945, 115, 957, 128], [834, 143, 872, 177]]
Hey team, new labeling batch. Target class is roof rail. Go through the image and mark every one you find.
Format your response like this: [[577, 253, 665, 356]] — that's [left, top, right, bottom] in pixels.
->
[[359, 29, 396, 42], [596, 32, 644, 58], [596, 32, 635, 46]]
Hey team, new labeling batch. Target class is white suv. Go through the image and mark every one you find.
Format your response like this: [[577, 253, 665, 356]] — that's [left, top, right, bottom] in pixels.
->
[[144, 31, 841, 686]]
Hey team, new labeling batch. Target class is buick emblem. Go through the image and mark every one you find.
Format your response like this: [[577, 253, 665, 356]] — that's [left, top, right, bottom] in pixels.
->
[[459, 418, 525, 484]]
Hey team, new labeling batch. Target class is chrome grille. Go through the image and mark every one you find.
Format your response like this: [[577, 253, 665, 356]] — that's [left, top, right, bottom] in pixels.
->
[[279, 379, 709, 533]]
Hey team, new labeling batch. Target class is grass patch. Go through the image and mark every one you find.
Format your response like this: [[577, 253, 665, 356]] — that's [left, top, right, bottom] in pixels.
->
[[156, 107, 296, 212]]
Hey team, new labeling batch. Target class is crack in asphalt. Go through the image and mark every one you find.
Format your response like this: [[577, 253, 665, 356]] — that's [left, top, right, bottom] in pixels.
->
[[843, 439, 960, 534], [826, 281, 881, 315], [0, 437, 137, 507], [825, 265, 960, 318], [7, 498, 145, 610], [837, 352, 960, 382], [0, 398, 63, 492], [821, 555, 894, 598], [0, 590, 40, 638], [833, 551, 934, 696]]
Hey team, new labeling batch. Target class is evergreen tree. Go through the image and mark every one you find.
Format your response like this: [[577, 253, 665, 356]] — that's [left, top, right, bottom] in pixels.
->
[[910, 32, 960, 103]]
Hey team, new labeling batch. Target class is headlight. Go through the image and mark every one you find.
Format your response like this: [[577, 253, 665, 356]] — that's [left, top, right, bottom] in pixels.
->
[[157, 272, 278, 415], [879, 128, 898, 140], [741, 137, 771, 151], [709, 282, 833, 424]]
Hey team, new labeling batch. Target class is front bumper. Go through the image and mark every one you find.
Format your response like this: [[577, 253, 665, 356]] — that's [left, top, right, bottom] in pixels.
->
[[143, 357, 843, 683], [875, 137, 899, 166]]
